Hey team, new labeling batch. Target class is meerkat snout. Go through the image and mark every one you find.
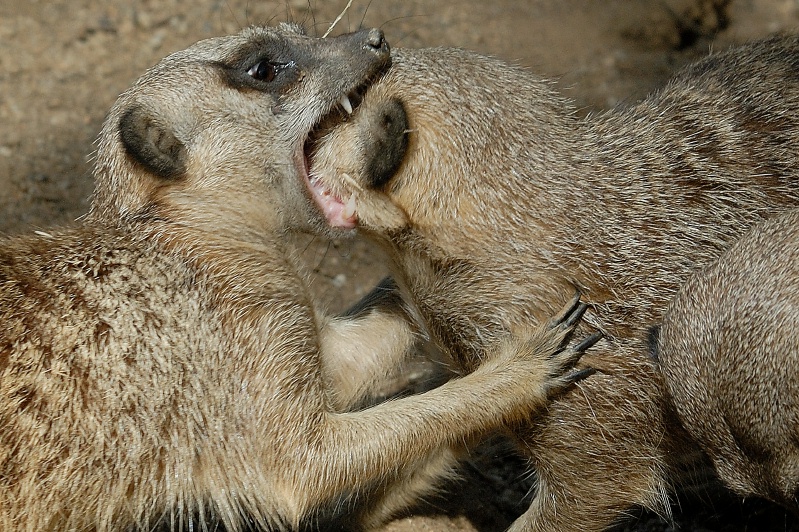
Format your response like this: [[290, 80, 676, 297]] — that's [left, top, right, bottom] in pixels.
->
[[361, 27, 389, 56], [364, 98, 408, 189]]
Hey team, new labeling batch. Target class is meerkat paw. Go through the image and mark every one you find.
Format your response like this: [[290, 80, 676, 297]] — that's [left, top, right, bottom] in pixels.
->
[[499, 293, 599, 399], [542, 293, 601, 396]]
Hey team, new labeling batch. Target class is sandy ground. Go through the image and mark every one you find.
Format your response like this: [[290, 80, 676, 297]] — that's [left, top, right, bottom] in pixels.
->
[[2, 1, 799, 530]]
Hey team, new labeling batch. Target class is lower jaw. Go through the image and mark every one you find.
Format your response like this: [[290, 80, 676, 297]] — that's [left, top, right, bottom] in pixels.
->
[[295, 148, 357, 230]]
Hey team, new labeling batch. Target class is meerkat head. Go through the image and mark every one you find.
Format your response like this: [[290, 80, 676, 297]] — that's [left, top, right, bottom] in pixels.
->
[[304, 47, 577, 252], [88, 23, 391, 240]]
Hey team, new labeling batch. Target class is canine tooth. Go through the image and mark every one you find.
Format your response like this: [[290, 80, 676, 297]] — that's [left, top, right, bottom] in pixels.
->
[[339, 94, 353, 115], [343, 193, 357, 218], [340, 172, 363, 192]]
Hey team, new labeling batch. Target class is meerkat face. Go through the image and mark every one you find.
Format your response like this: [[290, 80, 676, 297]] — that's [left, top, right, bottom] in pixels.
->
[[305, 83, 411, 235], [303, 47, 441, 238], [89, 23, 391, 237], [304, 46, 572, 253], [310, 49, 556, 240]]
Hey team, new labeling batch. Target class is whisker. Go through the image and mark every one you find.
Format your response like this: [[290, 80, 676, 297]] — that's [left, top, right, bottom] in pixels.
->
[[307, 0, 317, 37], [359, 0, 374, 30], [379, 14, 431, 47], [340, 172, 364, 192], [225, 0, 242, 30], [322, 0, 354, 38]]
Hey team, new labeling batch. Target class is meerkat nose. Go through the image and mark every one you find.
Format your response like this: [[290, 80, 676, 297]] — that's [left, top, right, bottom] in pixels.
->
[[364, 28, 388, 54]]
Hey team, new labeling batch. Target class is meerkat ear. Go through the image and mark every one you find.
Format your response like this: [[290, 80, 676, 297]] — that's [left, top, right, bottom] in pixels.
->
[[118, 105, 187, 180], [365, 99, 408, 189], [646, 324, 661, 363]]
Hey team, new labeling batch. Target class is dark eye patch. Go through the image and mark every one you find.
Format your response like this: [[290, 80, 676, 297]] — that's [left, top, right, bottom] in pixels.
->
[[210, 54, 299, 93], [246, 60, 295, 83], [208, 34, 300, 92]]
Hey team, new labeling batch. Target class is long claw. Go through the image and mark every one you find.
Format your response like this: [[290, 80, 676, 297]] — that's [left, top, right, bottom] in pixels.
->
[[550, 292, 583, 327], [567, 367, 597, 384], [563, 302, 588, 329], [574, 331, 603, 353], [548, 367, 597, 397], [558, 332, 603, 369]]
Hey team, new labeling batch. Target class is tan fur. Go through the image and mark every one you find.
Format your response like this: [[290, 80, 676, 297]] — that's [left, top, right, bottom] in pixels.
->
[[319, 305, 418, 411], [306, 34, 799, 530], [656, 208, 799, 512], [0, 25, 593, 531]]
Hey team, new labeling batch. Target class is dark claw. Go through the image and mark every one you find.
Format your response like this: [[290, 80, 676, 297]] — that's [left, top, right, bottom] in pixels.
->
[[574, 331, 603, 353], [551, 292, 583, 327], [558, 331, 603, 368], [563, 302, 588, 329], [548, 367, 597, 398], [546, 293, 602, 385], [567, 367, 597, 384]]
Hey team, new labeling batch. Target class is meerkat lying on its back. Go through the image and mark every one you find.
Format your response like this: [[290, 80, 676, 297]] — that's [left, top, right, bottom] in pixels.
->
[[0, 24, 595, 531], [653, 208, 799, 513], [304, 35, 799, 530]]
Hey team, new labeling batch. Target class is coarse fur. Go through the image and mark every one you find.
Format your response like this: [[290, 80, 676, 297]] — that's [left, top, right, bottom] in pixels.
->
[[654, 208, 799, 512], [305, 34, 799, 530], [0, 24, 594, 531]]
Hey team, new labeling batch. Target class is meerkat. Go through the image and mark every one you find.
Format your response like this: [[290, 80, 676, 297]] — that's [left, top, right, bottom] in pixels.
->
[[303, 34, 799, 530], [652, 208, 799, 513], [0, 24, 597, 531]]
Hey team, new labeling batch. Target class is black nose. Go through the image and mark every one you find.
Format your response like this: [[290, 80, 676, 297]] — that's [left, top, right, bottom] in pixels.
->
[[364, 28, 388, 53], [356, 28, 390, 57]]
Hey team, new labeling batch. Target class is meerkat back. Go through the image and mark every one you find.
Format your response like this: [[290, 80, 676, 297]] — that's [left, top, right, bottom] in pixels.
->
[[656, 209, 799, 511]]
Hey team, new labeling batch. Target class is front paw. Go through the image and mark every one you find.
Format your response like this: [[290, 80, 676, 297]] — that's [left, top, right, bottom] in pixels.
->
[[543, 293, 601, 396]]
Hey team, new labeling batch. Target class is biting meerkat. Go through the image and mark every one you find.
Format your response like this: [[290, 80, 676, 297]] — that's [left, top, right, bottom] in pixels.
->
[[652, 208, 799, 513], [0, 24, 595, 531], [305, 34, 799, 530]]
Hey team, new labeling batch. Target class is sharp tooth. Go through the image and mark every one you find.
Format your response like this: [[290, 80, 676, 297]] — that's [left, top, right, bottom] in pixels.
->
[[339, 94, 353, 115], [343, 193, 357, 218]]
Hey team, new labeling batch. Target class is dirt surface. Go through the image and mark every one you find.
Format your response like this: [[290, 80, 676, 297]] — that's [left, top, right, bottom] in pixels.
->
[[3, 1, 799, 530]]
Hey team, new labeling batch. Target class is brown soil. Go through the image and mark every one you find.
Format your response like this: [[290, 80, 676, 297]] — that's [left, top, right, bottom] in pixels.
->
[[2, 1, 799, 530]]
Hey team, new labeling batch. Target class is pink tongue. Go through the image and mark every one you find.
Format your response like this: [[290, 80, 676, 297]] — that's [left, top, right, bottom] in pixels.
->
[[309, 181, 357, 229]]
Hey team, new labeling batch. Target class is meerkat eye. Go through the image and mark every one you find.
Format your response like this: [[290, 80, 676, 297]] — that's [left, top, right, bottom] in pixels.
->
[[246, 60, 296, 84], [247, 60, 278, 82]]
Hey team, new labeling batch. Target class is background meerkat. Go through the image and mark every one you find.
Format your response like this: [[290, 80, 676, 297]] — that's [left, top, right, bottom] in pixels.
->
[[304, 34, 799, 531], [652, 208, 799, 513], [0, 24, 596, 531]]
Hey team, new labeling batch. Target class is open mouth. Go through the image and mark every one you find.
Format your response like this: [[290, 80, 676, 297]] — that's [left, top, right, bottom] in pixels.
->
[[297, 86, 368, 230]]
